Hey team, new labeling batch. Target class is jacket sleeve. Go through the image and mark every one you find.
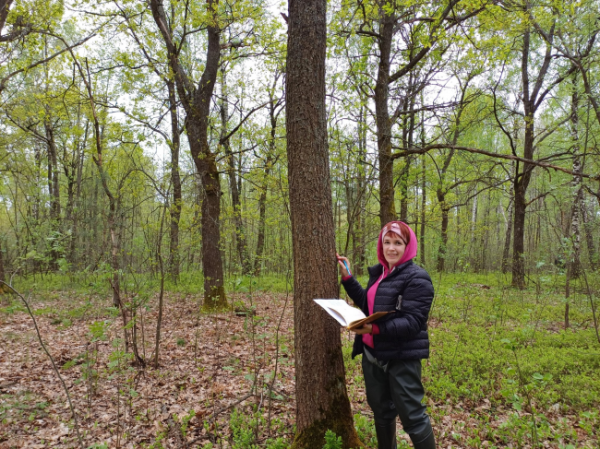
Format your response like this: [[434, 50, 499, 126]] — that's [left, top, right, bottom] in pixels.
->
[[341, 276, 368, 310], [377, 271, 434, 340]]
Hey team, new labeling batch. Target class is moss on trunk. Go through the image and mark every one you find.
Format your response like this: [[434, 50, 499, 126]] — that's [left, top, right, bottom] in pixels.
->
[[202, 285, 228, 311]]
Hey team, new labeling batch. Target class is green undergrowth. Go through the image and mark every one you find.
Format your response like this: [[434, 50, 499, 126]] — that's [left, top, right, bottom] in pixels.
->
[[428, 272, 600, 410], [6, 271, 292, 297], [3, 270, 599, 447]]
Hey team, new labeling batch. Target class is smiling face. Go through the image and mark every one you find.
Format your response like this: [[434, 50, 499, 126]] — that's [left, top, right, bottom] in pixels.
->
[[382, 231, 406, 268]]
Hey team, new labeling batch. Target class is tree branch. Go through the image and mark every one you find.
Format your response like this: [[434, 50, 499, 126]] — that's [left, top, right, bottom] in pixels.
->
[[0, 34, 94, 95], [391, 144, 600, 180]]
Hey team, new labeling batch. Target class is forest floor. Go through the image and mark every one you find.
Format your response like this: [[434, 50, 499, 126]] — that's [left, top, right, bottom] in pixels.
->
[[0, 273, 599, 448]]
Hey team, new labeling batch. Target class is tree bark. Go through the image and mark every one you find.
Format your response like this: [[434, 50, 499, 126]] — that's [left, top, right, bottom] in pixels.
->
[[286, 1, 362, 447]]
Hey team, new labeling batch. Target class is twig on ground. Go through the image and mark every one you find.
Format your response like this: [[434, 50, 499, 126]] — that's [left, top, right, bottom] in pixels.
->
[[206, 392, 255, 423]]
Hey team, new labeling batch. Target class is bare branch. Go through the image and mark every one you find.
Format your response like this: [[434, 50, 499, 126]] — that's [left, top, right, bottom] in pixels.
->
[[391, 144, 600, 180]]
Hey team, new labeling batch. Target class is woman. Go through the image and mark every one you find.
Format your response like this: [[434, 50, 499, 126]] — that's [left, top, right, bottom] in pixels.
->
[[337, 221, 435, 449]]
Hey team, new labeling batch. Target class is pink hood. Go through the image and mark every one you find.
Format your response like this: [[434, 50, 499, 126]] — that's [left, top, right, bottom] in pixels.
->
[[377, 221, 418, 272]]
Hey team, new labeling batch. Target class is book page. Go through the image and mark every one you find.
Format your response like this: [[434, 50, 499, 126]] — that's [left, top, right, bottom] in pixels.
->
[[314, 299, 366, 327]]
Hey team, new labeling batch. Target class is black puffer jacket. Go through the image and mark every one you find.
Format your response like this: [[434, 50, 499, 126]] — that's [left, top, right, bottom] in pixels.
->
[[342, 260, 434, 361]]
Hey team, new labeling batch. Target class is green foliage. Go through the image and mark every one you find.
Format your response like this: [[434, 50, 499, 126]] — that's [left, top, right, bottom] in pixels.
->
[[0, 391, 49, 426], [322, 429, 342, 449], [229, 407, 289, 449], [353, 414, 377, 447]]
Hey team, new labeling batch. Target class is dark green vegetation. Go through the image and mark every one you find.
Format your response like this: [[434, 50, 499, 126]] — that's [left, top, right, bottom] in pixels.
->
[[1, 272, 599, 447]]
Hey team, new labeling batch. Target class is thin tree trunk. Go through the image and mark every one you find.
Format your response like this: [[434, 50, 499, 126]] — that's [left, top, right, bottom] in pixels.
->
[[470, 194, 478, 270], [44, 122, 61, 269], [286, 1, 362, 447], [566, 75, 582, 279], [502, 196, 514, 274], [582, 201, 598, 270], [0, 239, 5, 283], [419, 156, 426, 268], [256, 85, 280, 275], [69, 115, 87, 269], [354, 103, 367, 276], [375, 9, 396, 227], [221, 69, 251, 275], [398, 159, 410, 223], [167, 80, 182, 283], [436, 190, 449, 272], [45, 125, 61, 222]]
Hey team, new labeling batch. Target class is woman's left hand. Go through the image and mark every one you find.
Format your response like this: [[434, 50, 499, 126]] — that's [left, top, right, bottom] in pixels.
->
[[350, 324, 372, 335]]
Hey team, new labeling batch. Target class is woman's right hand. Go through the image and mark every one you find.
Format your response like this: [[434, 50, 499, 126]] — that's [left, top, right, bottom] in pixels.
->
[[336, 253, 351, 277]]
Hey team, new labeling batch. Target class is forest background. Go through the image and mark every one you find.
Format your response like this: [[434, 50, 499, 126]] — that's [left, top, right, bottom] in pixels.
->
[[1, 0, 600, 447]]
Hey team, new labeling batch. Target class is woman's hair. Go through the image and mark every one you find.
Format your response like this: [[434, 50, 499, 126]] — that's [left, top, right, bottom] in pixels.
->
[[382, 222, 411, 244]]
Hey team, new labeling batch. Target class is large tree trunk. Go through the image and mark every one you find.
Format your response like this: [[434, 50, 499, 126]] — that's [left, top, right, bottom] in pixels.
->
[[511, 19, 560, 288], [512, 148, 532, 289], [375, 11, 396, 227], [286, 1, 362, 447], [512, 29, 535, 290], [150, 0, 225, 308], [187, 121, 226, 308], [190, 9, 223, 309], [167, 80, 182, 283]]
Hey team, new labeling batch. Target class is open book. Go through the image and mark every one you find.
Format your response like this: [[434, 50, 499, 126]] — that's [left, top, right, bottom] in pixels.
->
[[314, 299, 392, 330]]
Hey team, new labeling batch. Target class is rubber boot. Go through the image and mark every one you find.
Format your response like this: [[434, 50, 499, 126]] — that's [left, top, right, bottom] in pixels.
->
[[410, 428, 436, 449], [375, 419, 397, 449]]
